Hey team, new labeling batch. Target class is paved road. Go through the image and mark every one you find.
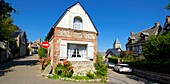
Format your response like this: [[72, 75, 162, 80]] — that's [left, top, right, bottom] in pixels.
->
[[0, 54, 157, 84], [0, 55, 85, 84], [108, 68, 158, 84]]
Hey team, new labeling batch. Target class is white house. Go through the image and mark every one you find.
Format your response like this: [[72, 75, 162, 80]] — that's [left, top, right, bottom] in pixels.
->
[[46, 2, 98, 75]]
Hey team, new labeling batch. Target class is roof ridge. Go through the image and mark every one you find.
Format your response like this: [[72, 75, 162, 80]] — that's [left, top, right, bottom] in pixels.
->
[[132, 25, 157, 36]]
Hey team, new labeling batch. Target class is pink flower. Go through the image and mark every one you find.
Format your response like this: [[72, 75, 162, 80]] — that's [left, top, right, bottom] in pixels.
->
[[58, 61, 62, 64]]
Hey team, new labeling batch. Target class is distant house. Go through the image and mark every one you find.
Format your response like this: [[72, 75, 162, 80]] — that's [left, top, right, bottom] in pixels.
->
[[106, 38, 122, 57], [160, 16, 170, 34], [126, 22, 162, 56], [46, 2, 98, 75], [0, 29, 27, 62], [14, 29, 28, 56], [28, 38, 41, 54]]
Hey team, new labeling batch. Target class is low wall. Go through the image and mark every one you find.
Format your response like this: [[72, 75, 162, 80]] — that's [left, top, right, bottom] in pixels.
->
[[70, 61, 95, 76], [133, 68, 170, 84]]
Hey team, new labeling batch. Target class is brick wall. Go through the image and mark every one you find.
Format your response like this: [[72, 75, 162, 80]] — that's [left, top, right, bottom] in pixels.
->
[[52, 27, 97, 68]]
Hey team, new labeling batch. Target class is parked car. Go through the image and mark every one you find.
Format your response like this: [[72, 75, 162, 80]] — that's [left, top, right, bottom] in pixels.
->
[[104, 62, 115, 68], [114, 64, 132, 73]]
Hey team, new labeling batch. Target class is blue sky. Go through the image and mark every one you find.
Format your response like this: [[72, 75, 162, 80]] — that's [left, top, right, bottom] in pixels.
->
[[6, 0, 170, 51]]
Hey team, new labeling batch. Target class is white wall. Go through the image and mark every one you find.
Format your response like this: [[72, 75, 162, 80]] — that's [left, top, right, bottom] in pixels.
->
[[56, 3, 97, 33]]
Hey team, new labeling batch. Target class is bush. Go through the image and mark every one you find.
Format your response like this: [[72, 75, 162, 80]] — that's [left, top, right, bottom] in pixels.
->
[[143, 32, 170, 61], [108, 56, 118, 64], [55, 61, 74, 77], [86, 71, 95, 79], [123, 61, 170, 74], [94, 54, 108, 78], [55, 64, 65, 76], [38, 56, 51, 70], [52, 74, 60, 79], [72, 75, 90, 80], [38, 48, 47, 59]]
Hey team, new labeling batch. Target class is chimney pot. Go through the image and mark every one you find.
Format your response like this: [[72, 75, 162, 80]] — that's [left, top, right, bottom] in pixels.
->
[[130, 32, 134, 36], [166, 16, 170, 23], [155, 22, 160, 27]]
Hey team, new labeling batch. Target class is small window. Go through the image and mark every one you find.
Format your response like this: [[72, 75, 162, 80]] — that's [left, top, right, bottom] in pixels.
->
[[73, 16, 83, 30]]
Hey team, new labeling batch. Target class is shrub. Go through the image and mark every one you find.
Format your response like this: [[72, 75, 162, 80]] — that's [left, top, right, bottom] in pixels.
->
[[94, 54, 108, 78], [53, 74, 60, 79], [95, 64, 108, 78], [143, 32, 170, 62], [38, 48, 47, 59], [108, 56, 118, 64], [72, 75, 90, 80], [55, 61, 74, 77], [38, 56, 51, 70], [86, 71, 95, 79], [55, 64, 65, 76]]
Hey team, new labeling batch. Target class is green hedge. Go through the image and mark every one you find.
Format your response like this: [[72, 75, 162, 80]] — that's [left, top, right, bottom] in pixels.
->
[[38, 48, 47, 59], [123, 61, 170, 74], [108, 56, 118, 64]]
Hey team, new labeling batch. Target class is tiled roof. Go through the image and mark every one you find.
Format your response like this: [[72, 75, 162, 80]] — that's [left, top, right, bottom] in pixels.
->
[[106, 48, 121, 56], [126, 25, 162, 45]]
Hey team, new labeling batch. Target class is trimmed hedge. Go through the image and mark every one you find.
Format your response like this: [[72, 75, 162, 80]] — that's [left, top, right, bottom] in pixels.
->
[[108, 56, 118, 64], [124, 61, 170, 74]]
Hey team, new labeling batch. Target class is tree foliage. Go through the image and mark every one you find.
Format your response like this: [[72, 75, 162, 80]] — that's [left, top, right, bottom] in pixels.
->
[[165, 2, 170, 10], [143, 32, 170, 61], [0, 0, 18, 42]]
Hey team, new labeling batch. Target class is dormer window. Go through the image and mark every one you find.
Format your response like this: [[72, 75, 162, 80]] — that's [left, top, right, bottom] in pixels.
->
[[140, 32, 149, 41], [74, 16, 83, 30], [128, 36, 135, 43]]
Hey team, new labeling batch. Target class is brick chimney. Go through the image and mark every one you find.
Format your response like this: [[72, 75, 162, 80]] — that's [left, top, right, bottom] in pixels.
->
[[166, 16, 170, 23], [130, 32, 134, 36], [155, 22, 160, 27]]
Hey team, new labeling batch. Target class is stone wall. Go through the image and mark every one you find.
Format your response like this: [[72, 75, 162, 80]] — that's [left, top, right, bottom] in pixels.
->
[[70, 61, 95, 76], [133, 68, 170, 84]]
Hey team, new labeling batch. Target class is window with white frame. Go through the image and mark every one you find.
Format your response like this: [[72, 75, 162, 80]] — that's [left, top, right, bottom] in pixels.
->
[[73, 16, 83, 30], [68, 44, 86, 58]]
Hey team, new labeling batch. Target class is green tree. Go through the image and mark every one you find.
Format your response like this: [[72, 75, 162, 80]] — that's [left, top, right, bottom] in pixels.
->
[[165, 3, 170, 10], [0, 0, 18, 42], [143, 32, 170, 61]]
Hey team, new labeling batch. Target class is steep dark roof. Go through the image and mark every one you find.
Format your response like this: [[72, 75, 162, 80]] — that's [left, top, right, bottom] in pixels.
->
[[126, 25, 162, 45], [106, 48, 122, 56], [114, 38, 120, 44], [14, 29, 25, 37]]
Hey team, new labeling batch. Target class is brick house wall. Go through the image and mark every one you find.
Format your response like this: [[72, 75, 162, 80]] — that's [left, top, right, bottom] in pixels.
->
[[50, 27, 97, 67]]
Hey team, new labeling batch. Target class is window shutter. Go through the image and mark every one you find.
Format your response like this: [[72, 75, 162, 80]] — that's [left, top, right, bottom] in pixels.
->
[[60, 44, 67, 59], [88, 46, 94, 59]]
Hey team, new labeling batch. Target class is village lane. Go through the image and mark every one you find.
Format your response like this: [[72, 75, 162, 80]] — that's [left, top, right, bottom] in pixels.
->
[[108, 69, 158, 84], [0, 54, 89, 84], [0, 54, 157, 84]]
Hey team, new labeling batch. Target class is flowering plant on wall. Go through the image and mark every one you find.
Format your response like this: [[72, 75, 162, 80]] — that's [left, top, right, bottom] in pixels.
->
[[55, 60, 74, 77], [38, 56, 51, 70]]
